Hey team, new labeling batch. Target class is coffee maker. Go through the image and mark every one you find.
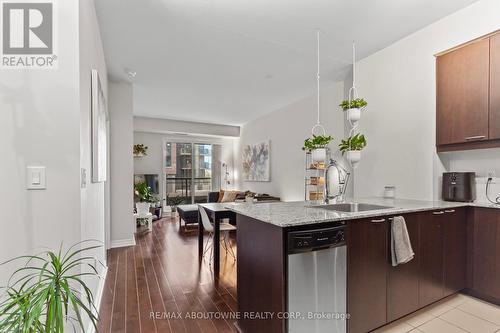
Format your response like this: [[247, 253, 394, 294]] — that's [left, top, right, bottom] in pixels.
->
[[442, 172, 476, 202]]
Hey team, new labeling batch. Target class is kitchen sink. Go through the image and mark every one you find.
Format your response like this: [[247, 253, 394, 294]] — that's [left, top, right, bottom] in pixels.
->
[[311, 202, 393, 212]]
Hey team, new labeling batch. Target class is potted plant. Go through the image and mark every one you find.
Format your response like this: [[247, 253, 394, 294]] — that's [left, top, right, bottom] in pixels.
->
[[133, 144, 148, 157], [339, 98, 367, 123], [166, 195, 185, 213], [339, 133, 367, 164], [135, 182, 153, 214], [0, 242, 103, 332], [303, 135, 334, 162]]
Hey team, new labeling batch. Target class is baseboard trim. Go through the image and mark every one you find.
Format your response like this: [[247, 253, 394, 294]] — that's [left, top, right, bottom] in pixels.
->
[[87, 266, 108, 333], [110, 238, 136, 248]]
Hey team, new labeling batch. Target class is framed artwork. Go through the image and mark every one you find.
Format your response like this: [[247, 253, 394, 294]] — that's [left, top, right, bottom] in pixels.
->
[[242, 141, 270, 182], [91, 69, 108, 183]]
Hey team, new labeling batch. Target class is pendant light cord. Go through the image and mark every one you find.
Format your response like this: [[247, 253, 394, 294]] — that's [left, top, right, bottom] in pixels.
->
[[317, 30, 321, 125], [311, 29, 325, 136], [352, 41, 356, 90], [348, 41, 358, 151]]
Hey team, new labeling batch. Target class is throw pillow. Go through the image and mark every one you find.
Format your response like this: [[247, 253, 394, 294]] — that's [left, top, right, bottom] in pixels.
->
[[217, 189, 225, 203], [221, 190, 239, 203]]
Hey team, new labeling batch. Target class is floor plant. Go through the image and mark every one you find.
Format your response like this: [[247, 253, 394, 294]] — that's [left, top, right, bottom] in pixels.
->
[[0, 241, 103, 333]]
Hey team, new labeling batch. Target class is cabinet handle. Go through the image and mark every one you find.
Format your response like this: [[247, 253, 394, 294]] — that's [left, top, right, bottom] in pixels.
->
[[444, 209, 456, 213], [371, 218, 386, 224], [433, 211, 445, 215], [465, 135, 486, 141]]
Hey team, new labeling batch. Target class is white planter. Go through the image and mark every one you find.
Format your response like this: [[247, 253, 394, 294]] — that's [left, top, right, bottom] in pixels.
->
[[346, 150, 361, 165], [346, 108, 361, 123], [136, 202, 150, 215], [311, 148, 327, 162]]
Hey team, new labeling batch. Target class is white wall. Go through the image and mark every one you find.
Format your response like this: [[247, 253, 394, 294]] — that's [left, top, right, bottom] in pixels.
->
[[79, 0, 108, 328], [0, 0, 81, 284], [235, 81, 345, 201], [443, 149, 500, 202], [109, 81, 135, 247], [353, 0, 500, 201]]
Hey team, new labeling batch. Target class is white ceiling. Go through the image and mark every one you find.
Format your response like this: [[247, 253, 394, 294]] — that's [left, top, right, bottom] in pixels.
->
[[95, 0, 479, 126]]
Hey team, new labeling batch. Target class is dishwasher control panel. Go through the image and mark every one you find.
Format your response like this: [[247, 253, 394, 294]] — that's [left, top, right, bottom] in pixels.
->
[[288, 224, 346, 254]]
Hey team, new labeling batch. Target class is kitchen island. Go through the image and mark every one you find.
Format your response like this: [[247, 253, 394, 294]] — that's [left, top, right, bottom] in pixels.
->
[[228, 198, 500, 333]]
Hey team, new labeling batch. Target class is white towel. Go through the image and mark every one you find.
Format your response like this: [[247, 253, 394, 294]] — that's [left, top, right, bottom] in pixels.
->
[[391, 216, 415, 267]]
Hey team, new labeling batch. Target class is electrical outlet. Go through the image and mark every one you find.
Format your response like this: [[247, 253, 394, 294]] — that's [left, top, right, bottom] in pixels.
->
[[478, 177, 499, 184]]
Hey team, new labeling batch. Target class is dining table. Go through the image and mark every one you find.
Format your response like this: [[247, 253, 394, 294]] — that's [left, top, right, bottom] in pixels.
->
[[197, 202, 237, 277]]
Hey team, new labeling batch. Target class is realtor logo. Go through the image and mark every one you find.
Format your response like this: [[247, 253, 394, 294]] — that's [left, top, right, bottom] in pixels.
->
[[1, 1, 57, 68]]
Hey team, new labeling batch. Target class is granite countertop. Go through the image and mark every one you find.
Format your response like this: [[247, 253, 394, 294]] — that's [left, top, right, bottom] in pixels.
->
[[225, 197, 500, 228]]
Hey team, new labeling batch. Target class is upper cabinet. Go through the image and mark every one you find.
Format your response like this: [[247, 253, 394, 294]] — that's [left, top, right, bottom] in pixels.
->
[[436, 33, 500, 151], [436, 39, 489, 147], [490, 34, 500, 140]]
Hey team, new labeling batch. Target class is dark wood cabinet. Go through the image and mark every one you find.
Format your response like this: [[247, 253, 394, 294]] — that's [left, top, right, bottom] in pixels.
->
[[436, 38, 490, 147], [443, 208, 467, 296], [419, 210, 445, 306], [387, 213, 420, 322], [490, 34, 500, 140], [347, 217, 388, 333], [237, 215, 286, 333], [471, 208, 500, 301]]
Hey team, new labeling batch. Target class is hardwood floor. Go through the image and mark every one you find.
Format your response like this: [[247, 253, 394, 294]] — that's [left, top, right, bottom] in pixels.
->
[[97, 216, 238, 333]]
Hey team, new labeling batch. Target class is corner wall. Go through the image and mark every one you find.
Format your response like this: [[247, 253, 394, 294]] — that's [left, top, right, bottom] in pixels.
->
[[79, 0, 109, 328], [235, 81, 345, 201], [352, 0, 500, 200], [109, 81, 135, 247]]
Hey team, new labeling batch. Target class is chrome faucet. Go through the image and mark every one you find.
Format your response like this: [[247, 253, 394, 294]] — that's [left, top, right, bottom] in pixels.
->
[[324, 159, 351, 204]]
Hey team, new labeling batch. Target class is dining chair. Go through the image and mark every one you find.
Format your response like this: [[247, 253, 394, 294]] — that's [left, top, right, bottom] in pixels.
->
[[199, 206, 237, 263]]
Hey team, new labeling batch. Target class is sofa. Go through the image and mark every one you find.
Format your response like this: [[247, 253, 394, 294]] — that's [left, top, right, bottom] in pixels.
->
[[176, 191, 237, 230], [176, 191, 280, 230]]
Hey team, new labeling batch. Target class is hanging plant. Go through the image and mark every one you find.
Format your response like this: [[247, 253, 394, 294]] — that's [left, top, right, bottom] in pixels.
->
[[302, 135, 333, 151], [339, 134, 367, 165], [339, 98, 368, 111], [133, 144, 148, 157], [303, 135, 334, 162], [339, 98, 367, 123], [339, 134, 367, 154]]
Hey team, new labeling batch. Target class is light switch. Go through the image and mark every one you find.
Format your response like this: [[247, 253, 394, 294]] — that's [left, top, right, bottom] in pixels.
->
[[32, 171, 41, 185], [27, 166, 46, 190]]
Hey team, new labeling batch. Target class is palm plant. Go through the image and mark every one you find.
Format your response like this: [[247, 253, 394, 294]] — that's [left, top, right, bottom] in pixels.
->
[[0, 242, 103, 333]]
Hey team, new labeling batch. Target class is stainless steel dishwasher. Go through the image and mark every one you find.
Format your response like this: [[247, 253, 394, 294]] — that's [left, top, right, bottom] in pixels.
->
[[287, 223, 347, 333]]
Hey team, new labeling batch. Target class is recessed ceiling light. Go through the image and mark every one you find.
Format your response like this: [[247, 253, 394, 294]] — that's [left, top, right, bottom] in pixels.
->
[[265, 74, 273, 79]]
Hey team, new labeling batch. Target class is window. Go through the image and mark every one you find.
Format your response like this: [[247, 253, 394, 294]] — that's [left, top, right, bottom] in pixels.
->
[[165, 143, 172, 167]]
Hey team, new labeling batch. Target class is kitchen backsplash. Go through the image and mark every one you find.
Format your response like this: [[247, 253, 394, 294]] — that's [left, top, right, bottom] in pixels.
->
[[475, 177, 500, 203]]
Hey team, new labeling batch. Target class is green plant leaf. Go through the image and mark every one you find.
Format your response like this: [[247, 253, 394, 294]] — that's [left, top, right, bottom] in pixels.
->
[[339, 98, 368, 111], [0, 242, 104, 333], [302, 134, 334, 151]]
